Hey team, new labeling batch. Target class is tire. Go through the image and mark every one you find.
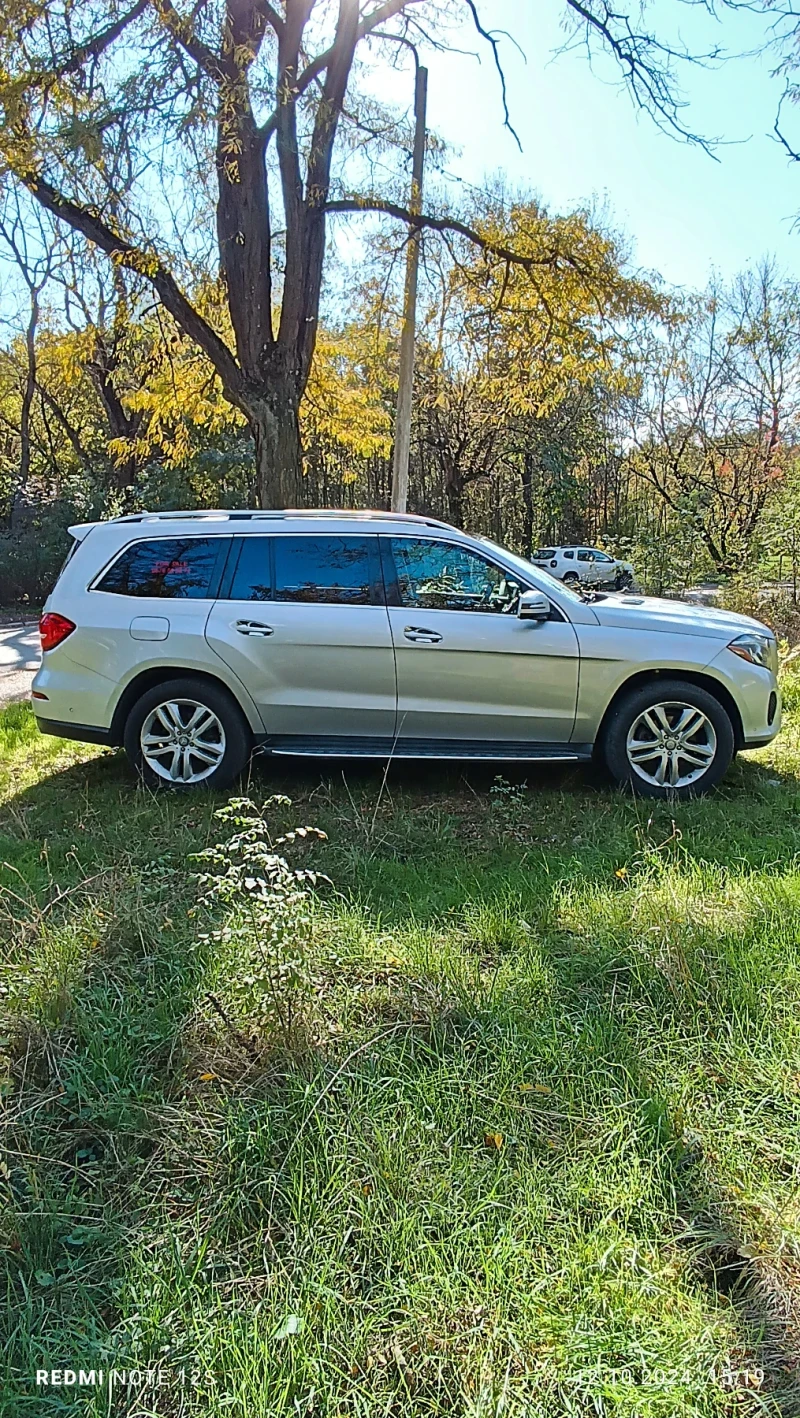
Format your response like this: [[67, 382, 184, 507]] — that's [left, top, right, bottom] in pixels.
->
[[615, 572, 633, 591], [563, 571, 579, 585], [602, 678, 735, 799], [123, 676, 252, 790]]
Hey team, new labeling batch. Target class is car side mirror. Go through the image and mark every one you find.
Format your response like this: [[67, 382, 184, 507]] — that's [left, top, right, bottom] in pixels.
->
[[518, 590, 550, 621]]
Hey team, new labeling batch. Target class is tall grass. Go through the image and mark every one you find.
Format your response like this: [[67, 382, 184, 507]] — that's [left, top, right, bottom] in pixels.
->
[[2, 692, 800, 1415]]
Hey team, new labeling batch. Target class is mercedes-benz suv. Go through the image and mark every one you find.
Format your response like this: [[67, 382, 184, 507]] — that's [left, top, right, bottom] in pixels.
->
[[31, 509, 781, 798]]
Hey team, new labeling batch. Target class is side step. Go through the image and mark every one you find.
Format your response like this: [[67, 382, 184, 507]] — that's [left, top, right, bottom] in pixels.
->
[[261, 736, 593, 762]]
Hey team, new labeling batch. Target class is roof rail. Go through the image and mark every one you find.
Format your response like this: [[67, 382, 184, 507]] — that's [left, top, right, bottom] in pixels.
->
[[111, 508, 455, 530]]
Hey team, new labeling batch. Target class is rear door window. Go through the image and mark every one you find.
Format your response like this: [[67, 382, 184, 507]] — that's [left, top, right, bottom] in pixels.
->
[[95, 538, 227, 598], [229, 535, 379, 605]]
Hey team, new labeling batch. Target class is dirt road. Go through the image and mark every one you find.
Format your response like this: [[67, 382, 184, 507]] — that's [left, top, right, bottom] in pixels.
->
[[0, 625, 40, 710]]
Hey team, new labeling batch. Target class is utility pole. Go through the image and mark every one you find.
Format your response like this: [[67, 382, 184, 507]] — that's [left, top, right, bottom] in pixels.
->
[[390, 62, 427, 514]]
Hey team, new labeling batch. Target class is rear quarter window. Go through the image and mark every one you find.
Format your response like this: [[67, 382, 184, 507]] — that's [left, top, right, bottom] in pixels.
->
[[94, 538, 227, 599]]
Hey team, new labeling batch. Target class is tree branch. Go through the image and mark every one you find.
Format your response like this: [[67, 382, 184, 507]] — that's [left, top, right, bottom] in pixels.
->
[[61, 0, 149, 76], [325, 197, 590, 276], [774, 84, 800, 162], [255, 0, 285, 38], [150, 0, 224, 82], [564, 0, 720, 153], [262, 0, 422, 141], [463, 0, 522, 150], [23, 175, 245, 404]]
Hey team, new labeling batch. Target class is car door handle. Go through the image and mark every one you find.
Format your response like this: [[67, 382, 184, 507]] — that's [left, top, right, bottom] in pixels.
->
[[235, 620, 274, 637], [403, 626, 442, 644]]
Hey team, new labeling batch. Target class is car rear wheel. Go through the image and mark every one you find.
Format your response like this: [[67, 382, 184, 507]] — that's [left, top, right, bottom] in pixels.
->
[[603, 679, 735, 799], [562, 571, 579, 585], [124, 677, 251, 790]]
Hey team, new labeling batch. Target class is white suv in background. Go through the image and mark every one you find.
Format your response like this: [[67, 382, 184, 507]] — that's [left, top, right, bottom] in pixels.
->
[[534, 545, 635, 590], [31, 509, 780, 799]]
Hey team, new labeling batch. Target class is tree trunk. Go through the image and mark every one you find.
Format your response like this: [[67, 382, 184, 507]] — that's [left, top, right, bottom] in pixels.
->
[[442, 454, 464, 527], [521, 451, 535, 556], [11, 289, 39, 531], [249, 393, 304, 509]]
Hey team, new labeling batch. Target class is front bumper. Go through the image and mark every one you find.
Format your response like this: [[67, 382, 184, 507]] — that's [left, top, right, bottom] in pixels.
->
[[703, 645, 781, 749]]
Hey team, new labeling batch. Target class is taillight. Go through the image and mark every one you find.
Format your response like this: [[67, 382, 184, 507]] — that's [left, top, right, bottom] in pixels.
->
[[39, 612, 76, 652]]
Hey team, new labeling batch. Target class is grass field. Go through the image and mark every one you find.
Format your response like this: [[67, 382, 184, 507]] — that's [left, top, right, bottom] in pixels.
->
[[3, 691, 800, 1417]]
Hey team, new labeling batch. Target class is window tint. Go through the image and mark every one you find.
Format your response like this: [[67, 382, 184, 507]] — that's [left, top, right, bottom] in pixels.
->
[[389, 538, 520, 613], [534, 548, 557, 560], [577, 550, 593, 562], [275, 536, 373, 603], [230, 535, 375, 604], [562, 549, 574, 559], [96, 538, 223, 598], [230, 538, 271, 601], [594, 552, 613, 563]]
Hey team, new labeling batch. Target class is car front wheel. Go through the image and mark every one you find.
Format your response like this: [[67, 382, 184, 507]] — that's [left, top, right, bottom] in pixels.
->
[[124, 677, 252, 790], [603, 679, 735, 798]]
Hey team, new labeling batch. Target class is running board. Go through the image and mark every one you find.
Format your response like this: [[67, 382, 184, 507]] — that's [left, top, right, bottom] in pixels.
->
[[260, 735, 592, 762]]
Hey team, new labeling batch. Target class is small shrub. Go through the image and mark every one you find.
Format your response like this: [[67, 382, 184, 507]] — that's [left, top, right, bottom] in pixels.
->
[[0, 513, 73, 605], [192, 796, 328, 1046], [489, 774, 530, 840]]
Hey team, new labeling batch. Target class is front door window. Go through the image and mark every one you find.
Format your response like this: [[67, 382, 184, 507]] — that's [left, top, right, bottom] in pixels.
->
[[389, 538, 521, 614]]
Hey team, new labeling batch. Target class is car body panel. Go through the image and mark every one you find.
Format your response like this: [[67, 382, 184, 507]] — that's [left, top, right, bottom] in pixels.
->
[[588, 593, 770, 639], [34, 527, 264, 736], [205, 600, 397, 737], [385, 604, 580, 741]]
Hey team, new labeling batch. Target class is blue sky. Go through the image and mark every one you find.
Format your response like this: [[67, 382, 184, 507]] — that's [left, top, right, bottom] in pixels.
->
[[376, 0, 800, 290]]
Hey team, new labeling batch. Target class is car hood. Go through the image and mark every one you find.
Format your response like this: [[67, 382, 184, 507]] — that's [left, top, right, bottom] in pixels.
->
[[589, 593, 772, 640]]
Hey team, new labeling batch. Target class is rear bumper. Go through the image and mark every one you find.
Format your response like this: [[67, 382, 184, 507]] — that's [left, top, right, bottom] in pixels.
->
[[34, 716, 114, 746]]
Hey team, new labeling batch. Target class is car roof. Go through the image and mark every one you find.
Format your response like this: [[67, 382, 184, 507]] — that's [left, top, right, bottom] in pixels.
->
[[114, 508, 453, 528], [69, 508, 459, 540]]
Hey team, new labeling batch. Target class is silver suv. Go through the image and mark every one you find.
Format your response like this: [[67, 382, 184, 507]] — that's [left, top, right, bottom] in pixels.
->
[[533, 546, 635, 590], [31, 509, 781, 799]]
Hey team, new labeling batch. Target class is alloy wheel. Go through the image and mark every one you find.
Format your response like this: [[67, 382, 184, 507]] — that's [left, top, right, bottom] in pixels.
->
[[140, 698, 226, 784], [626, 701, 717, 790]]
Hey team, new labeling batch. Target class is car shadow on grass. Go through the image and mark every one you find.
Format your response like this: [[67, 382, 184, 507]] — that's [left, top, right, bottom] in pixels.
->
[[2, 744, 800, 1414]]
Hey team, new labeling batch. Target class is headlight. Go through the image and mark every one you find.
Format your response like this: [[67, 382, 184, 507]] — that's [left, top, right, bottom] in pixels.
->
[[728, 632, 778, 673]]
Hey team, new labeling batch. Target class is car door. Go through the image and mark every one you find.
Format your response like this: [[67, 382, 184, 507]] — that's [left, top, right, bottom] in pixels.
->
[[381, 536, 579, 744], [559, 549, 577, 581], [576, 549, 597, 583], [589, 550, 617, 585], [205, 533, 397, 739]]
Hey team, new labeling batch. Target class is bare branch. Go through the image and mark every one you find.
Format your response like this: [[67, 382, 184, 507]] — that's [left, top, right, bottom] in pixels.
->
[[774, 83, 800, 161], [564, 0, 722, 154], [463, 0, 522, 151]]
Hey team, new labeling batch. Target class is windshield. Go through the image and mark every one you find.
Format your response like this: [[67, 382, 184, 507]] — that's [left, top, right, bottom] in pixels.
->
[[476, 537, 586, 603]]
